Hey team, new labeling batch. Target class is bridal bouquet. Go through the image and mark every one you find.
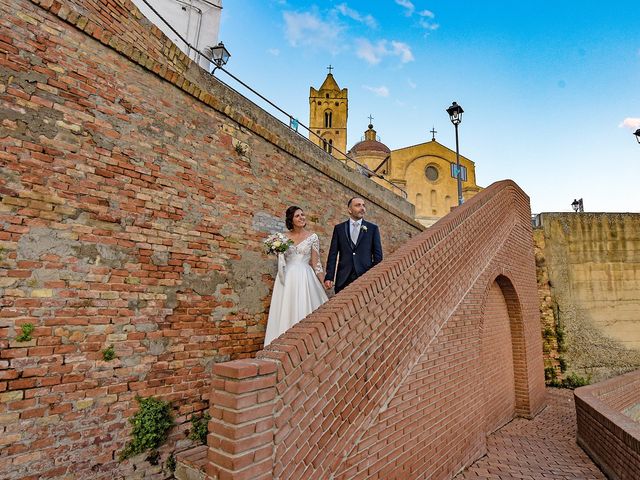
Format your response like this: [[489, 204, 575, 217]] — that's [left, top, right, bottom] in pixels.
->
[[264, 232, 294, 255]]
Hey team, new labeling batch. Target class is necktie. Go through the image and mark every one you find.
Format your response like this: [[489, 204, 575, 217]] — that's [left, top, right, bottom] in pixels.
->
[[351, 222, 359, 245]]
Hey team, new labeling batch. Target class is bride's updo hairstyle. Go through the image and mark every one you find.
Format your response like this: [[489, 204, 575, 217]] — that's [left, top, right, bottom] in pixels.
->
[[285, 205, 303, 230]]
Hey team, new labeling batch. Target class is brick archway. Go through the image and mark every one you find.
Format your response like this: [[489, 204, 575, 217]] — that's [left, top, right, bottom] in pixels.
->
[[479, 274, 531, 433]]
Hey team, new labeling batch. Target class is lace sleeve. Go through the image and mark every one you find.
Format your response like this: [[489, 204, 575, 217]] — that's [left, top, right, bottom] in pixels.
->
[[310, 234, 323, 274]]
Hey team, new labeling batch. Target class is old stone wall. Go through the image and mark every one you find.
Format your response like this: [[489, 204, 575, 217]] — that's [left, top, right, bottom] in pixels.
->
[[534, 213, 640, 383], [207, 180, 546, 480], [0, 0, 422, 478]]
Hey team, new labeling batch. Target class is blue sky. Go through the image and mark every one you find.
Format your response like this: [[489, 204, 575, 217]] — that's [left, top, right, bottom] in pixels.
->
[[218, 1, 640, 213]]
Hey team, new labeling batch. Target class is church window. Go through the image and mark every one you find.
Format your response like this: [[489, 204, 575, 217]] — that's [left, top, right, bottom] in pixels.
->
[[416, 193, 424, 211], [335, 102, 339, 106], [425, 165, 439, 182], [324, 111, 333, 128], [326, 94, 329, 98], [430, 190, 437, 206], [329, 139, 333, 154]]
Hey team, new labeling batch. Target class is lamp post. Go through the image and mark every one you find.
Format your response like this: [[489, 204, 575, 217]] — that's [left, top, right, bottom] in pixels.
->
[[446, 101, 464, 205], [634, 128, 640, 144], [210, 42, 230, 74], [571, 198, 584, 212]]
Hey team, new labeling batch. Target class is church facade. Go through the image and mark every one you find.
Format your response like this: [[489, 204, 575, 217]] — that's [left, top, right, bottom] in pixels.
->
[[310, 72, 482, 227]]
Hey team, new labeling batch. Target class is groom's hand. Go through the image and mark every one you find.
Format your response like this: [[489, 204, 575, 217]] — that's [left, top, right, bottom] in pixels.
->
[[324, 280, 333, 290]]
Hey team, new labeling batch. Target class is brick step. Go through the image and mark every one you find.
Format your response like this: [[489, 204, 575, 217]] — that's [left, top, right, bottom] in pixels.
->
[[175, 445, 207, 480]]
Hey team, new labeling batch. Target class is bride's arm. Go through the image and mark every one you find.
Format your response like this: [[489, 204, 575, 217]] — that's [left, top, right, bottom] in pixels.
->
[[309, 234, 324, 282]]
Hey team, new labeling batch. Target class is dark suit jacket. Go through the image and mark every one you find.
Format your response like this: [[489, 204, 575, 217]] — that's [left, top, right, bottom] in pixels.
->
[[325, 219, 383, 292]]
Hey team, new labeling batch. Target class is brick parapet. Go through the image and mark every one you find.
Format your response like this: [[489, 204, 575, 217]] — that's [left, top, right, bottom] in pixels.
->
[[575, 369, 640, 480], [208, 180, 546, 479]]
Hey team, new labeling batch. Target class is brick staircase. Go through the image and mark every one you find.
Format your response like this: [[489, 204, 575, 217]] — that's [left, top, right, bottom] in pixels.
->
[[176, 180, 547, 480]]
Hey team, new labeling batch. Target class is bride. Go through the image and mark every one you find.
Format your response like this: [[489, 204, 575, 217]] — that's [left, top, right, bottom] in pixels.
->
[[264, 206, 328, 346]]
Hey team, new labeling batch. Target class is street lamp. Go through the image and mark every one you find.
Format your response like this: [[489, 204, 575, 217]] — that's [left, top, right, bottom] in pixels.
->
[[210, 42, 230, 73], [634, 128, 640, 144], [446, 101, 464, 205], [571, 198, 584, 212]]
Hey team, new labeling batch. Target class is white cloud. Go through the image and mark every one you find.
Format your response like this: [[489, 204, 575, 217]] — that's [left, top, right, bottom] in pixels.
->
[[355, 39, 386, 64], [407, 78, 417, 89], [417, 9, 439, 32], [395, 0, 415, 16], [267, 48, 280, 56], [335, 3, 377, 28], [419, 18, 439, 31], [283, 10, 342, 53], [355, 38, 415, 65], [391, 41, 414, 62], [363, 85, 390, 97], [619, 118, 640, 129]]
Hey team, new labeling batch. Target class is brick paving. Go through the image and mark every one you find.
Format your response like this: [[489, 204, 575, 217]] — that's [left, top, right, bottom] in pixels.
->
[[456, 388, 605, 479]]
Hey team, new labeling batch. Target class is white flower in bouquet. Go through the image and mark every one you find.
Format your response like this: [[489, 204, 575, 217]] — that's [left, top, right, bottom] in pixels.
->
[[264, 232, 294, 255]]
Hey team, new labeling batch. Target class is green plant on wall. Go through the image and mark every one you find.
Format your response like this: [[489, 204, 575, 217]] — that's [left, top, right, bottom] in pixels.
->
[[102, 345, 116, 361], [558, 356, 567, 372], [234, 142, 247, 155], [165, 453, 176, 473], [16, 323, 34, 342], [189, 412, 211, 445], [544, 366, 557, 383], [560, 372, 590, 389], [119, 396, 174, 461]]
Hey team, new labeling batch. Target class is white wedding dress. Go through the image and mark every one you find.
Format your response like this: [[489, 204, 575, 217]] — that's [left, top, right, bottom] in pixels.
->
[[264, 233, 328, 346]]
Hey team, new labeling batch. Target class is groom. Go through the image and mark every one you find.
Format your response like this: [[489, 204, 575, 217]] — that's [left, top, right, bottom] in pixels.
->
[[324, 197, 383, 294]]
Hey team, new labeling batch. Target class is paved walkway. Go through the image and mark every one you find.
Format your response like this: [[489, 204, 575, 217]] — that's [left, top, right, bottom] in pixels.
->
[[456, 388, 605, 479]]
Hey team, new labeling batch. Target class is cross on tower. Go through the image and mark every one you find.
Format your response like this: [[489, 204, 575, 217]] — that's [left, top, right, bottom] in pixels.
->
[[430, 126, 437, 140], [368, 114, 374, 125], [327, 65, 333, 74]]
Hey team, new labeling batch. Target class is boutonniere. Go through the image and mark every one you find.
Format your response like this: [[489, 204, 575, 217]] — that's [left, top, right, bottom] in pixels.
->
[[360, 225, 368, 232]]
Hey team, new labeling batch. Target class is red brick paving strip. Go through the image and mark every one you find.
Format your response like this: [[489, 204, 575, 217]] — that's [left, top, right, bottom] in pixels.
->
[[456, 388, 605, 480]]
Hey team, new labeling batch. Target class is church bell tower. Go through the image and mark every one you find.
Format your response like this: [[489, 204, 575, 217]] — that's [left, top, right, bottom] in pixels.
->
[[309, 66, 348, 159]]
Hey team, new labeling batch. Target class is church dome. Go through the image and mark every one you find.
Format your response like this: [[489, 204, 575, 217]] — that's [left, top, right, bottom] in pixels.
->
[[349, 124, 391, 154]]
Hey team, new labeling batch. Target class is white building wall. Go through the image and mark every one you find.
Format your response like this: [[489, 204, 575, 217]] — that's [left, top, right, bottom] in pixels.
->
[[131, 0, 222, 71]]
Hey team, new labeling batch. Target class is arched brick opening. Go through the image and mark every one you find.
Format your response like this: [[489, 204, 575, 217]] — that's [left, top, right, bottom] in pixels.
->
[[495, 275, 531, 417], [480, 274, 529, 433]]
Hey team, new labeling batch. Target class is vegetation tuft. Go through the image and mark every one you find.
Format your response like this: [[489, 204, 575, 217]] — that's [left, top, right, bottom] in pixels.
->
[[119, 396, 174, 461], [16, 323, 34, 342], [189, 412, 211, 445]]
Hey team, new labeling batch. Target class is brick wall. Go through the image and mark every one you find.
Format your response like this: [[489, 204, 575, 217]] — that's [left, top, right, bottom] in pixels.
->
[[575, 369, 640, 480], [0, 0, 422, 478], [208, 180, 546, 480]]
